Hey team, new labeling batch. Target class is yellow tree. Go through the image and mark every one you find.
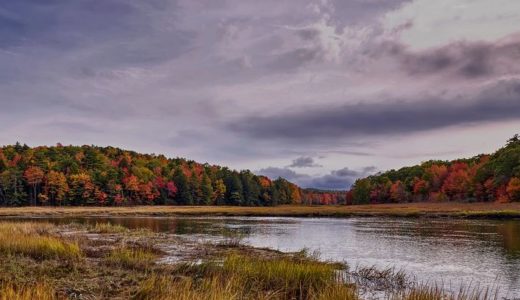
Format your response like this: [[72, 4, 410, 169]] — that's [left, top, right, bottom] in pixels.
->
[[69, 173, 96, 205], [45, 171, 68, 206], [289, 183, 302, 204], [213, 179, 226, 205]]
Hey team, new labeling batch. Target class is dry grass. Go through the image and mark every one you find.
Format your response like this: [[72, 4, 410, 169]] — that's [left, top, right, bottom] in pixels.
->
[[0, 282, 58, 300], [0, 222, 81, 260], [133, 275, 239, 300], [0, 203, 519, 219], [106, 246, 157, 269], [398, 283, 499, 300], [133, 253, 357, 300], [221, 253, 344, 296]]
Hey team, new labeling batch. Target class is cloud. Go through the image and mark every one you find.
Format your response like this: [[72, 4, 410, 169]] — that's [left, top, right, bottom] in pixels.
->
[[288, 156, 322, 168], [385, 35, 520, 79], [383, 0, 520, 49], [256, 166, 376, 190], [229, 79, 520, 141], [312, 0, 412, 26], [303, 167, 377, 190], [256, 167, 307, 182]]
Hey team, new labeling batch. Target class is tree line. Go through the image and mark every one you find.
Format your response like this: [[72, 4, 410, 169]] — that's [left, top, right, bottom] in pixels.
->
[[0, 143, 342, 207], [348, 136, 520, 204]]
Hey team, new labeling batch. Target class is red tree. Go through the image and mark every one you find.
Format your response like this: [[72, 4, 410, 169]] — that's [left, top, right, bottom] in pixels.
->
[[506, 177, 520, 202], [442, 169, 470, 201]]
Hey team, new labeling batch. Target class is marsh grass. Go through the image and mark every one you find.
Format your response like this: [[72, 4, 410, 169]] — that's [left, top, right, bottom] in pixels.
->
[[217, 229, 246, 247], [399, 283, 499, 300], [134, 253, 357, 300], [0, 222, 81, 260], [133, 275, 239, 300], [350, 265, 408, 292], [0, 221, 504, 300], [89, 222, 154, 237], [91, 222, 129, 234], [106, 246, 157, 269], [2, 203, 519, 219], [222, 253, 350, 298], [0, 282, 58, 300]]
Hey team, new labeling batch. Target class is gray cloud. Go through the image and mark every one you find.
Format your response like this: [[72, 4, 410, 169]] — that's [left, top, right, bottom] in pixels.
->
[[0, 1, 191, 71], [288, 156, 322, 168], [256, 166, 376, 190], [230, 79, 520, 141], [304, 167, 377, 190], [384, 35, 520, 79], [330, 0, 412, 25], [256, 167, 305, 182]]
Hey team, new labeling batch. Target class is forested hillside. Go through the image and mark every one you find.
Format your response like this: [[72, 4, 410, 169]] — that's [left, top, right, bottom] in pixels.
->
[[0, 143, 344, 207], [7, 136, 517, 207], [348, 136, 520, 204]]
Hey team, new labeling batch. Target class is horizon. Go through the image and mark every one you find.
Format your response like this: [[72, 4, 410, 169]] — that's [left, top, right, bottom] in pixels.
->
[[1, 0, 520, 190]]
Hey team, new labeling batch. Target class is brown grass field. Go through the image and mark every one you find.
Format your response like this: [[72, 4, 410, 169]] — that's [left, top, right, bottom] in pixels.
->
[[0, 202, 519, 218]]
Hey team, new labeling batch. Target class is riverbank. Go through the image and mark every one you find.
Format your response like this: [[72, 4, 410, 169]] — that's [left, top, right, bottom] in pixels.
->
[[0, 202, 519, 219], [0, 221, 498, 299]]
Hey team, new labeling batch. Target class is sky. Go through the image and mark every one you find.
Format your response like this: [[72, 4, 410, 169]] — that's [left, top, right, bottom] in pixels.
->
[[1, 0, 520, 190]]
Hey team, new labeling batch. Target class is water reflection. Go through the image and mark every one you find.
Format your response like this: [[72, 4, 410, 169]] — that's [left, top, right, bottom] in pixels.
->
[[9, 216, 520, 297]]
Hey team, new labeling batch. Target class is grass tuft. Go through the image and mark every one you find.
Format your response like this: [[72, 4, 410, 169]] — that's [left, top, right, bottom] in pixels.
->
[[0, 282, 57, 300], [106, 247, 157, 269], [0, 222, 82, 260], [397, 283, 499, 300], [133, 275, 238, 300], [350, 265, 408, 292]]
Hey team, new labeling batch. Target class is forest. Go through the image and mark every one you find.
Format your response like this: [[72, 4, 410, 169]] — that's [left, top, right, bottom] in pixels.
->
[[348, 135, 520, 204], [3, 135, 518, 207], [0, 143, 344, 207]]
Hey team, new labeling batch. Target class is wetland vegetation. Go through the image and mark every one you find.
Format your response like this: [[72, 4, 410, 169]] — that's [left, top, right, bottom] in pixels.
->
[[0, 220, 507, 299]]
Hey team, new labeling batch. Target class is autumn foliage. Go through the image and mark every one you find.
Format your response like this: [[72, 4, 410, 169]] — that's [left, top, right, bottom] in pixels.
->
[[0, 143, 314, 206], [349, 136, 520, 204]]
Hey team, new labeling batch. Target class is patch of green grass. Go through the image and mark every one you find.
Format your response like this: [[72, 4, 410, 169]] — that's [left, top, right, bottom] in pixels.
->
[[106, 247, 157, 269]]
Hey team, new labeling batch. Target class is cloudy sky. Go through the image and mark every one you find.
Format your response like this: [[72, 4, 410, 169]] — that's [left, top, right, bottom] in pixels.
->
[[1, 0, 520, 190]]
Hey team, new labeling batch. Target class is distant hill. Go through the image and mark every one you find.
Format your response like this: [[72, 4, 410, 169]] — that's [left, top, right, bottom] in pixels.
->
[[348, 136, 520, 204], [0, 144, 344, 207]]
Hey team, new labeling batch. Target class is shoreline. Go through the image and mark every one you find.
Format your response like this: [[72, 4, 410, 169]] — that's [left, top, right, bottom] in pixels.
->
[[0, 220, 503, 299], [1, 202, 519, 219]]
